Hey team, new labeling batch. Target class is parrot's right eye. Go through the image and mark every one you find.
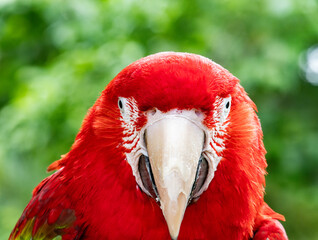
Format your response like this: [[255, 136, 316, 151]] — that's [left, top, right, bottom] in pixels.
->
[[118, 97, 126, 114], [118, 99, 123, 109]]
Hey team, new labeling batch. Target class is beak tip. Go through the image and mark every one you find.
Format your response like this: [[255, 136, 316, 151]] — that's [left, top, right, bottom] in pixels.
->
[[163, 212, 182, 240], [169, 230, 179, 240], [162, 193, 187, 240]]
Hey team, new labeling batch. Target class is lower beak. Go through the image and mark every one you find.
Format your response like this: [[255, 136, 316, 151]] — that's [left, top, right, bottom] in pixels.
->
[[145, 117, 204, 239]]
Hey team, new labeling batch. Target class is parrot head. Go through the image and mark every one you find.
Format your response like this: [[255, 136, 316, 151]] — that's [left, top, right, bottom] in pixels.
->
[[49, 52, 267, 239]]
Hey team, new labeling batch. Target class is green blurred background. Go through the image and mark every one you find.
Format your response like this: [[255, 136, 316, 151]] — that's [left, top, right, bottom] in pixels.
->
[[1, 0, 318, 239]]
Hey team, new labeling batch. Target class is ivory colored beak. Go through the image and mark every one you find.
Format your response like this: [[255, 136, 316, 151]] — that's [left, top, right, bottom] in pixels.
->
[[146, 117, 204, 239]]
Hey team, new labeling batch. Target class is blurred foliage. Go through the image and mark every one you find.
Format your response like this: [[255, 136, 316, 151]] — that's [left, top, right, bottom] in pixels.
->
[[0, 0, 318, 239]]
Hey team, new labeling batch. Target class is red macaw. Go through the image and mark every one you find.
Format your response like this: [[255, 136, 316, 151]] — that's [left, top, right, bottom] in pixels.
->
[[10, 52, 288, 240]]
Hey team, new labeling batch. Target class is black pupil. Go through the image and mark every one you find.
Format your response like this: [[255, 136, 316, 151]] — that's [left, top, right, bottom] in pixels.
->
[[225, 101, 230, 109], [118, 99, 123, 109]]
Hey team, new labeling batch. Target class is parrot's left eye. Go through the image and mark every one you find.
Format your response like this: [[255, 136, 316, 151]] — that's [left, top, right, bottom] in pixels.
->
[[220, 96, 231, 123]]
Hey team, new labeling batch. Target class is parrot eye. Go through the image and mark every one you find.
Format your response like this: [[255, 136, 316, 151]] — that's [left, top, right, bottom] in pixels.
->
[[118, 99, 123, 109], [225, 101, 230, 109], [220, 96, 231, 123], [188, 155, 209, 204], [118, 97, 127, 114], [138, 155, 160, 201]]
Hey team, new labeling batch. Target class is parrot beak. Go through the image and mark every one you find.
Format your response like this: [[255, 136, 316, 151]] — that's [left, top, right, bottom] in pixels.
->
[[145, 117, 204, 239]]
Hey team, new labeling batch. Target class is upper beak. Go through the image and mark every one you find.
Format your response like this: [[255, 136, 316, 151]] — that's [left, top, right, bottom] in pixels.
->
[[145, 116, 204, 239]]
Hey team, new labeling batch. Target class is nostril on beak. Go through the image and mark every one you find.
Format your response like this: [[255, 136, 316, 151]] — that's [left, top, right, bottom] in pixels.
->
[[195, 110, 202, 117], [150, 109, 157, 116]]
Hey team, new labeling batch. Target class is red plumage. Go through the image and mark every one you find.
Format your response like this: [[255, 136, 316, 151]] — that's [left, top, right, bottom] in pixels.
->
[[10, 52, 287, 239]]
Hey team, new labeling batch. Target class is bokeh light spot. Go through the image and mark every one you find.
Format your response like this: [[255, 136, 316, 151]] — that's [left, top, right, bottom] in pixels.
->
[[300, 45, 318, 86]]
